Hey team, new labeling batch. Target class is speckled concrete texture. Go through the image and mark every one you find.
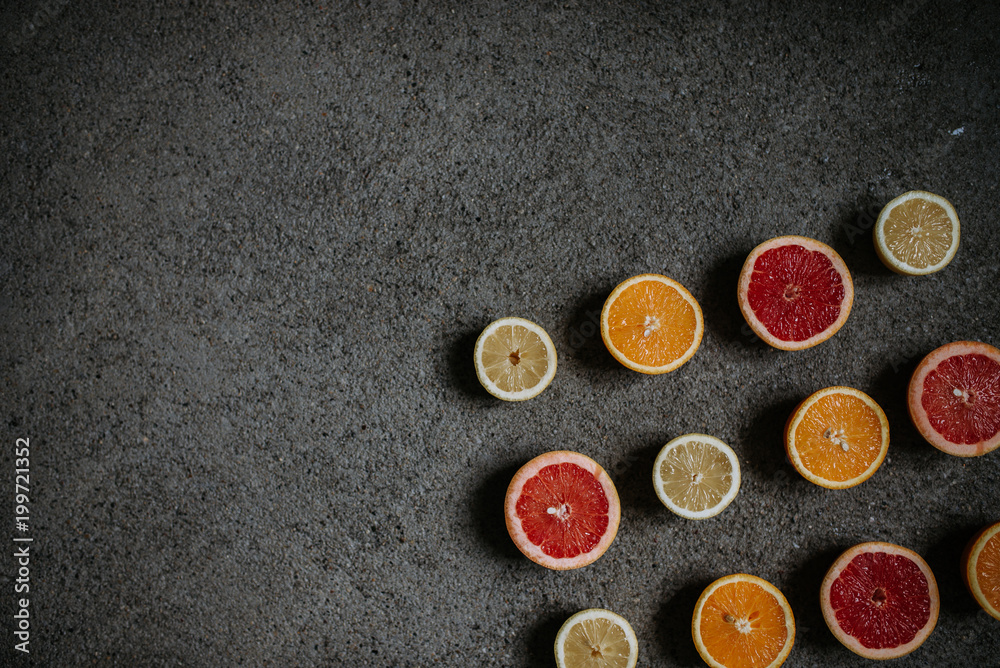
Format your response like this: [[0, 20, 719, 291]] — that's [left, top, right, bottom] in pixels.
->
[[2, 0, 999, 665]]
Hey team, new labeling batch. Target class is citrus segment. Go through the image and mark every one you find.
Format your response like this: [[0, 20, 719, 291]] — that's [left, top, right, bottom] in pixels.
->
[[474, 317, 557, 401], [600, 274, 704, 374], [962, 521, 1000, 620], [874, 191, 960, 275], [907, 341, 1000, 456], [653, 434, 741, 519], [784, 387, 889, 489], [555, 608, 638, 668], [692, 574, 795, 668], [737, 236, 853, 351], [517, 463, 609, 559], [504, 451, 620, 570], [821, 542, 939, 660]]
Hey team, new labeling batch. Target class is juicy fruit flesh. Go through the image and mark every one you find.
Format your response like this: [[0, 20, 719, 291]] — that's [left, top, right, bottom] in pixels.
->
[[883, 198, 954, 269], [747, 244, 845, 342], [699, 581, 789, 668], [516, 463, 610, 560], [921, 353, 1000, 445], [794, 393, 883, 482], [975, 531, 1000, 612], [658, 440, 733, 512], [480, 324, 550, 393], [607, 280, 698, 366], [829, 552, 931, 651], [562, 618, 632, 668]]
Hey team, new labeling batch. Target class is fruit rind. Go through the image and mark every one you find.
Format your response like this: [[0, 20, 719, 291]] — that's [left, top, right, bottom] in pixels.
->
[[652, 434, 741, 519], [783, 386, 890, 489], [600, 273, 704, 374], [474, 316, 557, 401], [504, 451, 621, 570], [692, 573, 796, 668], [962, 522, 1000, 621], [554, 608, 638, 668], [820, 541, 939, 660], [907, 340, 1000, 457], [737, 235, 854, 351], [873, 190, 960, 276]]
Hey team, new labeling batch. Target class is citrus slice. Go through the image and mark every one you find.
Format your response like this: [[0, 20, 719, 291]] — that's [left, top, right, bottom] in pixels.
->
[[504, 451, 621, 570], [474, 317, 557, 401], [962, 521, 1000, 621], [600, 274, 704, 374], [874, 190, 960, 275], [653, 434, 741, 519], [554, 608, 638, 668], [907, 341, 1000, 457], [692, 574, 795, 668], [737, 236, 854, 351], [820, 542, 939, 660], [783, 386, 889, 489]]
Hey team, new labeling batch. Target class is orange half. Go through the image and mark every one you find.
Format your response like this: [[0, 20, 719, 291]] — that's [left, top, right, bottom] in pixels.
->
[[784, 387, 889, 489], [692, 574, 795, 668], [963, 521, 1000, 621], [600, 274, 704, 374]]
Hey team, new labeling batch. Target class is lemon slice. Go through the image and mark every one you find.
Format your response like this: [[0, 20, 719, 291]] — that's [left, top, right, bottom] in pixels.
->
[[874, 191, 959, 275], [653, 434, 740, 519], [555, 608, 638, 668], [474, 317, 556, 401]]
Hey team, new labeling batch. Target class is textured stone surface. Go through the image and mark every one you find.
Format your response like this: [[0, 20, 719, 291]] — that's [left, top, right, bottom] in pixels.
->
[[1, 0, 998, 665]]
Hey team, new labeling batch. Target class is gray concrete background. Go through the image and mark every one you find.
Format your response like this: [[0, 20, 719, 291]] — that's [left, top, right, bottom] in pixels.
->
[[2, 0, 999, 666]]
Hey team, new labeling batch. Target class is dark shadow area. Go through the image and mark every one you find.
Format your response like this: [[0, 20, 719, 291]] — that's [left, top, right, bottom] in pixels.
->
[[740, 396, 803, 479], [471, 462, 525, 562], [925, 524, 984, 616], [656, 580, 711, 666], [701, 250, 761, 348], [615, 436, 672, 516], [562, 287, 623, 374], [785, 545, 846, 654], [446, 326, 495, 401], [830, 198, 896, 278], [870, 355, 925, 456], [525, 611, 569, 668]]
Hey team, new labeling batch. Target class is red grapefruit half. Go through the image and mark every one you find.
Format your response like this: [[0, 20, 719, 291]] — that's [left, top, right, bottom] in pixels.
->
[[504, 451, 620, 570], [820, 542, 939, 660], [737, 236, 854, 351], [908, 341, 1000, 457]]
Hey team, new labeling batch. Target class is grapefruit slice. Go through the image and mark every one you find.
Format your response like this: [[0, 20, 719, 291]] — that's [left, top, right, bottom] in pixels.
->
[[692, 573, 795, 668], [600, 274, 704, 374], [874, 190, 960, 275], [554, 608, 638, 668], [907, 341, 1000, 457], [653, 434, 741, 519], [474, 317, 557, 401], [820, 542, 939, 660], [962, 521, 1000, 621], [784, 387, 890, 489], [737, 236, 854, 351], [504, 451, 620, 570]]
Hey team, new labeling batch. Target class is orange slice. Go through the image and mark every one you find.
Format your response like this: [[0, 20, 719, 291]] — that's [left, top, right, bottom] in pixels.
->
[[692, 574, 795, 668], [504, 451, 621, 570], [962, 521, 1000, 621], [600, 274, 704, 374], [784, 387, 890, 489], [874, 190, 960, 275]]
